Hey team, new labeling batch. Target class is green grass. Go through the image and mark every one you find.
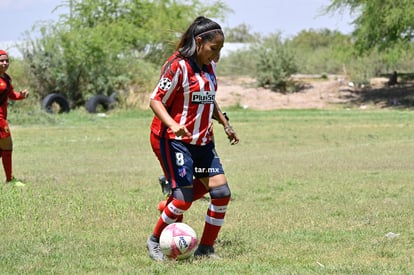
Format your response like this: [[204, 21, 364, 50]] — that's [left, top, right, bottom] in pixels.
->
[[1, 107, 413, 274]]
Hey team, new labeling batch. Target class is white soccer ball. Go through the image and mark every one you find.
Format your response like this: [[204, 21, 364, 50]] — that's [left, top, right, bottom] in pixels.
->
[[159, 222, 198, 260]]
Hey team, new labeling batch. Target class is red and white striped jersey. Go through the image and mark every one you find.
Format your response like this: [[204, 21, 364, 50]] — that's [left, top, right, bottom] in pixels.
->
[[150, 52, 217, 146]]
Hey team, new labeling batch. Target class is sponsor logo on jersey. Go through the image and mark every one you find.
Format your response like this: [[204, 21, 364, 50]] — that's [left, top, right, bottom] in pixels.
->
[[192, 91, 215, 104]]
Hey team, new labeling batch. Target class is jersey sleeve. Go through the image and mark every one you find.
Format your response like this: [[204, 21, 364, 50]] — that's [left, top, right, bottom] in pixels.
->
[[4, 76, 25, 101], [8, 89, 25, 100], [150, 61, 182, 108]]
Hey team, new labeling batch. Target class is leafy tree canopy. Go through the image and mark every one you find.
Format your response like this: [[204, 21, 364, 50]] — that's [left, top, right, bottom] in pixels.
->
[[326, 0, 414, 52], [224, 23, 260, 42]]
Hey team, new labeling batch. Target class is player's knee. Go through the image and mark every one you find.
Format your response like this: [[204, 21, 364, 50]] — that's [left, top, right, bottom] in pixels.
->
[[209, 183, 231, 199], [173, 187, 194, 202]]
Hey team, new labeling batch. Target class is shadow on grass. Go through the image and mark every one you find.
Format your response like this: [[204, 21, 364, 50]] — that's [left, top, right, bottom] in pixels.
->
[[350, 85, 414, 108], [344, 73, 414, 109]]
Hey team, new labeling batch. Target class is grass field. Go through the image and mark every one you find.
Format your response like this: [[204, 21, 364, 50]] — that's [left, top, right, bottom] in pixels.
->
[[1, 107, 413, 274]]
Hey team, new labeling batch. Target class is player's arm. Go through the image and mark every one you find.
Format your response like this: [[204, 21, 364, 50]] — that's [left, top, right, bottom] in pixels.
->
[[150, 99, 190, 138], [212, 101, 229, 126], [213, 100, 239, 145], [7, 85, 29, 100], [150, 63, 190, 138]]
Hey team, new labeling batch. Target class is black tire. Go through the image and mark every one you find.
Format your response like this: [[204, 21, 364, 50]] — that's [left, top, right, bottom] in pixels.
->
[[109, 92, 118, 103], [86, 95, 113, 113], [41, 93, 70, 114]]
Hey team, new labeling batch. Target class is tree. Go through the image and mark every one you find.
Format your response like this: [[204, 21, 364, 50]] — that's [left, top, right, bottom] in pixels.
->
[[224, 24, 260, 43], [19, 0, 228, 108], [290, 28, 353, 74], [326, 0, 414, 52]]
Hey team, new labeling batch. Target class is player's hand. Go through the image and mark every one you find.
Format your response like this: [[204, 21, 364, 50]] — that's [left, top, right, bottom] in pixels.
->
[[208, 121, 214, 133], [171, 124, 191, 138], [224, 125, 239, 145], [20, 89, 29, 98]]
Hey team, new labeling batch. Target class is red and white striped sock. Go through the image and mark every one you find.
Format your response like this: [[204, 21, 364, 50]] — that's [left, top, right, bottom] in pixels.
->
[[152, 199, 192, 239], [199, 196, 230, 246]]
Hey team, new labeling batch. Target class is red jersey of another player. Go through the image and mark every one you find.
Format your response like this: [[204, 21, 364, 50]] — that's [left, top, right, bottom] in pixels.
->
[[150, 52, 217, 146], [0, 73, 25, 120]]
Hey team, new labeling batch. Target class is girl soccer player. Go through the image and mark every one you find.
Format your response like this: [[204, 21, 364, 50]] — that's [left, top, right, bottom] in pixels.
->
[[0, 50, 29, 186], [147, 16, 239, 261]]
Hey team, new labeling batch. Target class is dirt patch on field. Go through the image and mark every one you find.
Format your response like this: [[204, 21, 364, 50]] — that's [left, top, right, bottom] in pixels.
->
[[216, 75, 414, 110]]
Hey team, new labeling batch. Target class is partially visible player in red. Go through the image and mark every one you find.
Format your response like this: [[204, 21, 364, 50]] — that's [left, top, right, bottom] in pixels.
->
[[146, 16, 239, 261], [0, 50, 29, 187]]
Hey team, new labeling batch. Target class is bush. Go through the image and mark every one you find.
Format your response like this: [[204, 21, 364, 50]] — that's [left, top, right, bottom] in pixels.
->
[[255, 34, 298, 92]]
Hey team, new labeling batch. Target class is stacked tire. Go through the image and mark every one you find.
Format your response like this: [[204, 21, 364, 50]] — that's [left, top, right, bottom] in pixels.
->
[[41, 93, 117, 114], [85, 94, 117, 113], [41, 93, 70, 114]]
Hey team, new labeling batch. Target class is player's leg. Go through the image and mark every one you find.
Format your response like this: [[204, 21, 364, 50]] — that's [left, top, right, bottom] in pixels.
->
[[193, 178, 209, 200], [195, 175, 230, 259], [147, 139, 194, 261], [157, 177, 208, 225], [0, 136, 12, 181], [192, 142, 230, 258], [150, 132, 171, 195], [151, 131, 178, 220], [0, 119, 21, 185]]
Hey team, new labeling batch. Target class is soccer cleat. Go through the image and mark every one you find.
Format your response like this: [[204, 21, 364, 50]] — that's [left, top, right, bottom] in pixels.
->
[[194, 245, 221, 259], [6, 177, 25, 187], [146, 237, 166, 261], [158, 175, 172, 196]]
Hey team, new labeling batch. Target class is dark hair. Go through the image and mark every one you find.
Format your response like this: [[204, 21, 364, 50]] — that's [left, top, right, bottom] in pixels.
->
[[176, 16, 223, 58]]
